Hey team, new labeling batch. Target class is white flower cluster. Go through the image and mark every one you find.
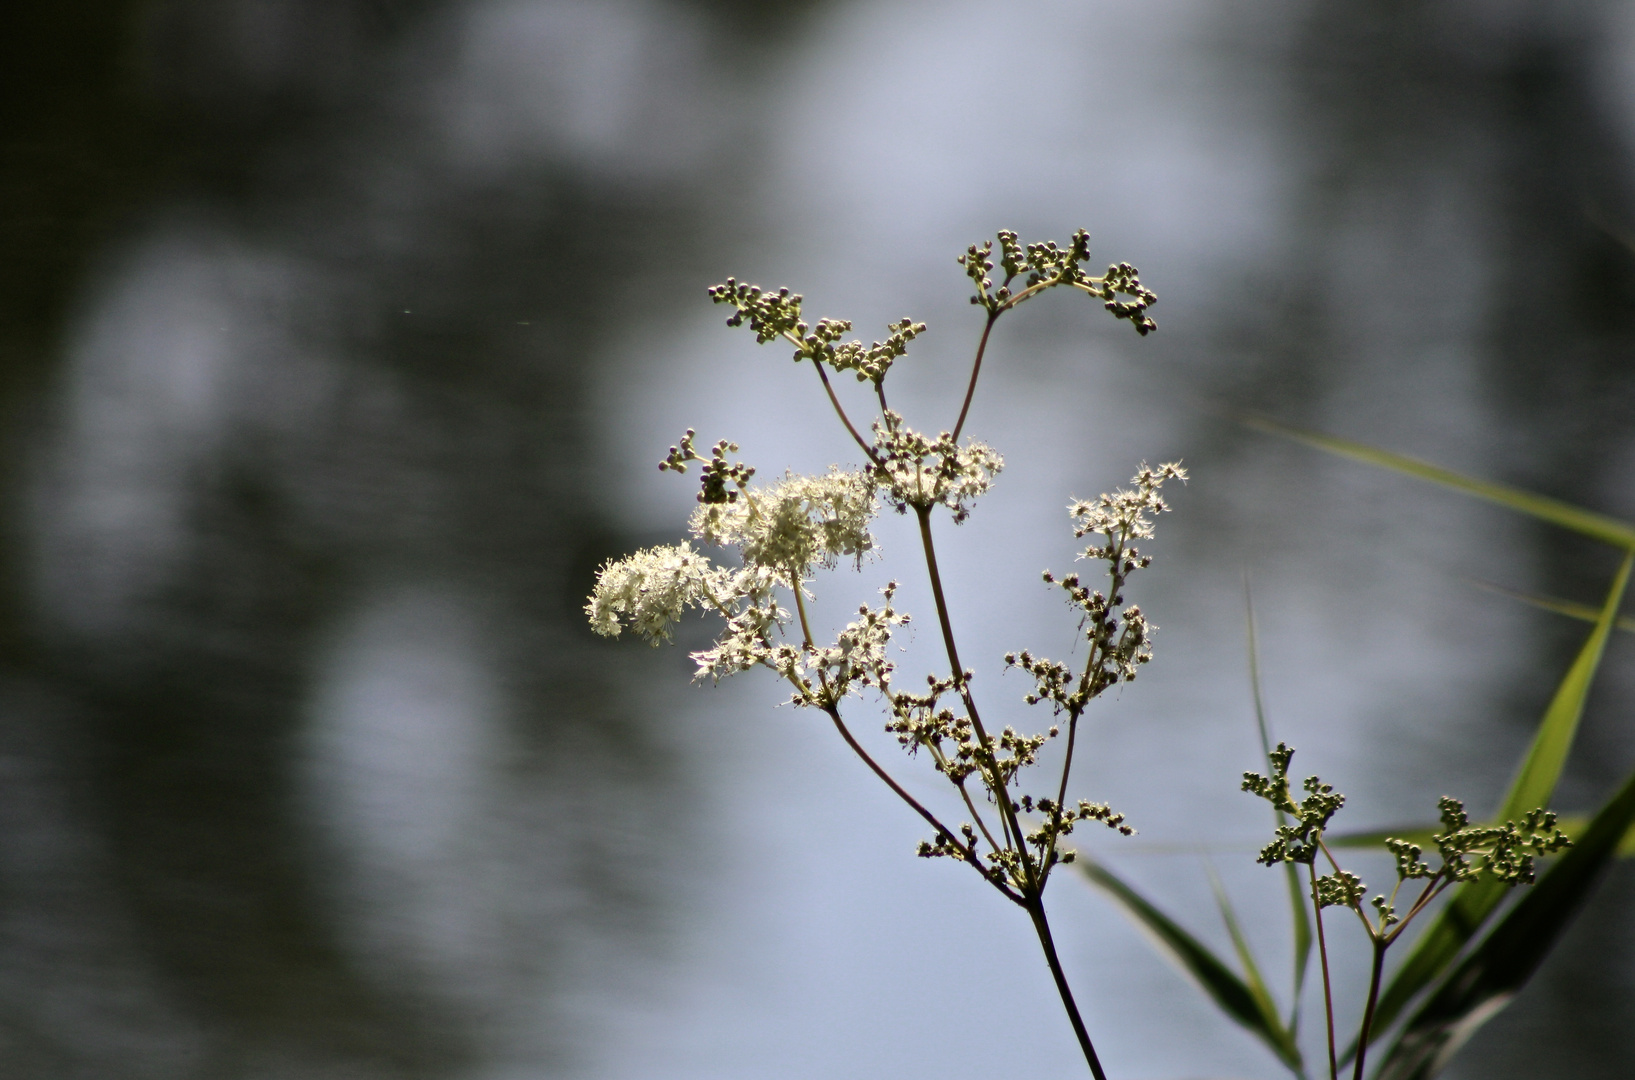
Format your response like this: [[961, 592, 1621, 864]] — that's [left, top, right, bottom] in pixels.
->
[[688, 564, 784, 682], [870, 411, 1003, 523], [1069, 461, 1187, 557], [785, 586, 909, 707], [692, 468, 878, 583], [587, 462, 886, 690], [585, 541, 731, 643]]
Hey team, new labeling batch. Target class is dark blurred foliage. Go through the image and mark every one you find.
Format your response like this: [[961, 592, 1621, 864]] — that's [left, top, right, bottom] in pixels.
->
[[0, 2, 824, 1077]]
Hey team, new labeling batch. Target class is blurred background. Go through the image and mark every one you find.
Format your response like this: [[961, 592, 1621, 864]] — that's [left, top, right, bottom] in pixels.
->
[[2, 1, 1633, 1077]]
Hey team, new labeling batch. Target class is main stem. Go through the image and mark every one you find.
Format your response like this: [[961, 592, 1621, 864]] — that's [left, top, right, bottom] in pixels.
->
[[1027, 894, 1110, 1080], [914, 504, 1030, 864]]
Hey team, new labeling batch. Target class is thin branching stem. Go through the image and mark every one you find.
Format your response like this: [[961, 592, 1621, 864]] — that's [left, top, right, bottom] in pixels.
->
[[805, 352, 880, 465], [914, 503, 1034, 885], [824, 704, 1021, 906], [791, 577, 1005, 891], [907, 716, 1005, 855], [952, 774, 1006, 857], [791, 576, 818, 650], [951, 309, 1000, 443], [1040, 709, 1082, 884], [1381, 875, 1448, 948], [913, 497, 1112, 1078]]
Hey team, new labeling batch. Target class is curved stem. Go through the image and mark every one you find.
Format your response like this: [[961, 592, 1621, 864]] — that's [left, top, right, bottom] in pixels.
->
[[956, 780, 1005, 856], [792, 581, 1009, 893], [1384, 875, 1448, 947], [945, 758, 1005, 857], [805, 353, 879, 464], [824, 704, 1021, 906], [1026, 895, 1110, 1080], [950, 310, 999, 443]]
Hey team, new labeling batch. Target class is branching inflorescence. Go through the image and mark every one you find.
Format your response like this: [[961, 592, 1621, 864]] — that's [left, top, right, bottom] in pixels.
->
[[587, 230, 1169, 1080], [1242, 744, 1571, 1080]]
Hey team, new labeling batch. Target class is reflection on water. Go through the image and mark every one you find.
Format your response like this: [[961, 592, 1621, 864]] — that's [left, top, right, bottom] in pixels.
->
[[1, 1, 1632, 1078]]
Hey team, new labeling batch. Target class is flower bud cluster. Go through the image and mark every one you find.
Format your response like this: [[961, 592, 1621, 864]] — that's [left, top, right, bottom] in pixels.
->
[[1244, 743, 1572, 935], [1243, 744, 1346, 867], [1021, 798, 1134, 871], [707, 279, 804, 344], [708, 278, 926, 385], [1426, 799, 1571, 887], [958, 228, 1157, 334], [659, 429, 757, 504], [828, 317, 926, 386], [1314, 869, 1367, 910]]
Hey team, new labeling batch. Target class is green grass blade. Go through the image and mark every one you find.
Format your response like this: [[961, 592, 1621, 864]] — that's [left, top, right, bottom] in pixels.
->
[[1496, 549, 1632, 821], [1282, 861, 1312, 1033], [1080, 859, 1303, 1072], [1363, 550, 1634, 1043], [1239, 416, 1635, 548], [1245, 581, 1312, 1028], [1206, 863, 1292, 1062], [1465, 578, 1635, 634], [1373, 763, 1635, 1080]]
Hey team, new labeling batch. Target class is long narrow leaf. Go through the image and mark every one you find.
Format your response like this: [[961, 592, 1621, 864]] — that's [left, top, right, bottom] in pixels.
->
[[1364, 550, 1634, 1042], [1373, 762, 1635, 1080], [1465, 578, 1635, 634], [1281, 861, 1312, 1034], [1080, 859, 1303, 1071], [1497, 549, 1634, 821], [1206, 862, 1294, 1072], [1246, 582, 1313, 1028], [1239, 416, 1635, 548]]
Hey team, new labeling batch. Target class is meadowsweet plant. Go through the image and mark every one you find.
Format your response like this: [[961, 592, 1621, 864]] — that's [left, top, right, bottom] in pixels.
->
[[585, 229, 1613, 1080], [587, 229, 1165, 1080], [1242, 744, 1570, 1080]]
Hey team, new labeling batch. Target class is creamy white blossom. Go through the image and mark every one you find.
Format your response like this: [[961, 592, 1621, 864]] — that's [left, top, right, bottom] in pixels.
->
[[870, 411, 1002, 522], [1069, 461, 1187, 554], [690, 467, 877, 580], [786, 585, 908, 707], [585, 542, 728, 643], [689, 564, 786, 681]]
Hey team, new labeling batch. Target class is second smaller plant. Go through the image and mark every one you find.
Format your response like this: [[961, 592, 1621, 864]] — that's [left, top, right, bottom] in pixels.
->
[[1242, 744, 1571, 1080]]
